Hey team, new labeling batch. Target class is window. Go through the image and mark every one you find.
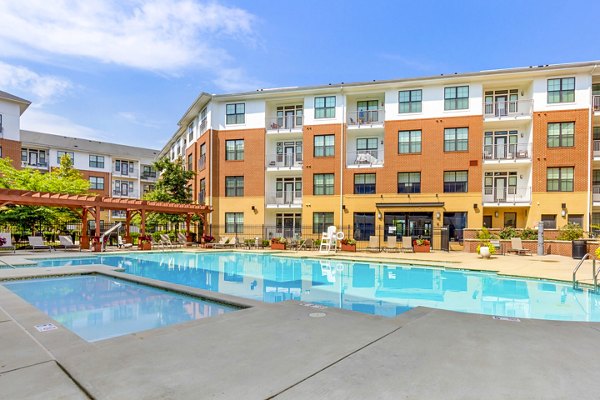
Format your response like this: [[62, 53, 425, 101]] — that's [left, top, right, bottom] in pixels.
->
[[398, 89, 422, 113], [276, 105, 303, 128], [547, 167, 574, 192], [187, 154, 193, 171], [199, 107, 208, 132], [398, 130, 421, 154], [226, 103, 245, 124], [314, 135, 334, 157], [444, 128, 468, 152], [57, 151, 74, 163], [356, 100, 379, 123], [0, 114, 2, 131], [314, 96, 336, 119], [568, 214, 584, 227], [141, 165, 156, 179], [353, 213, 375, 241], [112, 210, 126, 218], [547, 122, 574, 147], [113, 180, 134, 197], [199, 178, 206, 204], [225, 176, 244, 197], [225, 212, 244, 233], [89, 155, 104, 168], [547, 77, 575, 103], [143, 184, 154, 194], [89, 176, 104, 190], [504, 212, 516, 228], [225, 139, 244, 160], [313, 212, 334, 234], [354, 173, 376, 194], [443, 212, 467, 241], [357, 137, 378, 157], [114, 160, 134, 175], [398, 172, 421, 193], [198, 143, 206, 170], [0, 146, 2, 158], [541, 214, 557, 229], [313, 173, 334, 195], [444, 171, 468, 193], [22, 149, 47, 166], [187, 122, 194, 142], [444, 86, 469, 110]]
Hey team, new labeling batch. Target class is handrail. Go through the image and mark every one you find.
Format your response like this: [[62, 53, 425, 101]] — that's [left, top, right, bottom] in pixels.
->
[[572, 253, 591, 288], [100, 222, 122, 252], [0, 258, 16, 269]]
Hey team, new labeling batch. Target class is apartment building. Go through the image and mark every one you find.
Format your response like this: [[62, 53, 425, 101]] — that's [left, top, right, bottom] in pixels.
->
[[0, 91, 160, 224], [161, 61, 600, 244]]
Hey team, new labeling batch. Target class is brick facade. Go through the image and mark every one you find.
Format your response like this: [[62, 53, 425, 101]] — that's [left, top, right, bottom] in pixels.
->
[[0, 138, 22, 168]]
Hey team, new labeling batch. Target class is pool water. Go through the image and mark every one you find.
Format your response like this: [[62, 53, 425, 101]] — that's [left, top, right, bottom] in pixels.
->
[[31, 252, 600, 321], [3, 275, 238, 341]]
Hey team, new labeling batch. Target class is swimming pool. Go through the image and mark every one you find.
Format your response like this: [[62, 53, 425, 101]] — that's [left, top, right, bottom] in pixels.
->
[[3, 275, 238, 341], [31, 251, 600, 321]]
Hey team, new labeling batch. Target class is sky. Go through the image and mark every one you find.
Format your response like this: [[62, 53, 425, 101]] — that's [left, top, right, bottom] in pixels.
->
[[0, 0, 599, 150]]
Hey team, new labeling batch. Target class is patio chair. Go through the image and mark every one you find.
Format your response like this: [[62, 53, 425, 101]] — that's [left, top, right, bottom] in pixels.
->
[[177, 232, 196, 247], [401, 236, 414, 253], [213, 236, 231, 249], [58, 235, 81, 251], [507, 238, 532, 256], [28, 236, 52, 252], [366, 236, 380, 252], [160, 234, 179, 248], [297, 238, 314, 251], [383, 236, 400, 252], [490, 239, 502, 255], [0, 232, 15, 253], [117, 235, 133, 249]]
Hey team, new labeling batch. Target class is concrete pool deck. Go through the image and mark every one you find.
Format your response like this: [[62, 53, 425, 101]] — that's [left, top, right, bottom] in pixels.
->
[[1, 250, 600, 398]]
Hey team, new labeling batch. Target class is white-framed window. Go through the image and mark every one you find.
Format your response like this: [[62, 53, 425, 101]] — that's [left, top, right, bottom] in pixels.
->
[[226, 103, 245, 124], [444, 86, 469, 110], [314, 96, 336, 119], [547, 77, 575, 103], [57, 151, 74, 164], [90, 176, 104, 190]]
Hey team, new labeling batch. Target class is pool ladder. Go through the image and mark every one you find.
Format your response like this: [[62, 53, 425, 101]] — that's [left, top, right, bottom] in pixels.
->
[[572, 253, 597, 291]]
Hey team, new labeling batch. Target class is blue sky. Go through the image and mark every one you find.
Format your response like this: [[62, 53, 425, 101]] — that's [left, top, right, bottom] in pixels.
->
[[1, 0, 599, 149]]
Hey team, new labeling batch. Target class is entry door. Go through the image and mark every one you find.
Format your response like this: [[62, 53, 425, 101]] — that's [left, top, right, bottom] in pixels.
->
[[120, 182, 129, 196], [284, 181, 294, 204], [483, 216, 493, 228], [495, 95, 508, 116], [283, 215, 294, 238], [285, 110, 295, 129], [284, 145, 294, 167], [494, 177, 507, 201], [122, 162, 129, 176], [494, 135, 507, 159], [29, 151, 37, 166]]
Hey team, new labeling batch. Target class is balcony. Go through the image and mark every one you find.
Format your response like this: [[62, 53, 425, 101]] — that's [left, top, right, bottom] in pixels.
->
[[483, 99, 532, 120], [113, 167, 138, 178], [140, 172, 158, 181], [21, 161, 48, 170], [197, 154, 206, 171], [594, 140, 600, 159], [199, 118, 208, 134], [483, 143, 532, 163], [266, 153, 303, 171], [594, 95, 600, 113], [483, 186, 531, 206], [594, 185, 600, 204], [347, 150, 384, 168], [112, 190, 139, 199], [266, 114, 303, 133], [347, 108, 385, 128], [265, 190, 302, 208]]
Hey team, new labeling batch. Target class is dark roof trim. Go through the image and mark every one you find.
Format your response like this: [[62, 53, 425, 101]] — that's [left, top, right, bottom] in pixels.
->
[[375, 202, 445, 208]]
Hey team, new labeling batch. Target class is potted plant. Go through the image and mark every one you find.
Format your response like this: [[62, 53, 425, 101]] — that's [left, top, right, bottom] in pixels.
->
[[340, 238, 357, 252], [138, 235, 152, 250], [271, 237, 287, 250], [477, 242, 496, 259], [413, 238, 431, 253], [91, 236, 102, 252]]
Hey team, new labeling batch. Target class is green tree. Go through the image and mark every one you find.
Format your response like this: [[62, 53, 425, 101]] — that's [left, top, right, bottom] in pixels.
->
[[144, 157, 195, 226], [0, 155, 90, 233]]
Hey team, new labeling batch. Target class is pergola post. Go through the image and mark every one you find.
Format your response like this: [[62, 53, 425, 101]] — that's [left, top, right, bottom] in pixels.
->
[[81, 208, 89, 249], [92, 205, 101, 252], [125, 210, 132, 243], [186, 214, 192, 241], [141, 209, 146, 236]]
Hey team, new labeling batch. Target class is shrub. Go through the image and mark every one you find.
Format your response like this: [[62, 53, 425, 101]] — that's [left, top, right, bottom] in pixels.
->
[[271, 237, 287, 244], [341, 238, 356, 245], [476, 242, 496, 255], [202, 234, 215, 243], [519, 227, 538, 240], [476, 227, 497, 240], [498, 227, 517, 240], [261, 239, 270, 247], [413, 238, 430, 246], [557, 223, 584, 241]]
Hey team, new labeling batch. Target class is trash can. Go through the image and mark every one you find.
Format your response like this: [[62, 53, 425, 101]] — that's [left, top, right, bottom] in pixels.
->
[[572, 240, 587, 259]]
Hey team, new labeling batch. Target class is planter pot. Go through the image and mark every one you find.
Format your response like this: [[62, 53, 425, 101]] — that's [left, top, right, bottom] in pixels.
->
[[479, 246, 491, 259], [413, 244, 430, 253], [138, 242, 152, 251], [271, 242, 286, 250], [341, 244, 357, 252], [92, 242, 102, 252]]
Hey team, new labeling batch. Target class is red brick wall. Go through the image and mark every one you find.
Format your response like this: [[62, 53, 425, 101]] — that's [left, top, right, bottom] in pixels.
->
[[303, 123, 342, 195], [0, 138, 22, 169], [80, 170, 110, 196]]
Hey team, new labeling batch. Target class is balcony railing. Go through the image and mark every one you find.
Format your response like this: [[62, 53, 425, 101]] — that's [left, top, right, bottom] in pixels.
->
[[140, 172, 158, 181], [266, 190, 302, 206], [483, 186, 531, 204], [347, 108, 385, 126], [347, 150, 384, 166], [266, 153, 303, 169], [21, 161, 48, 169], [593, 95, 600, 112], [483, 143, 531, 161], [266, 114, 303, 131], [594, 140, 600, 158], [113, 167, 138, 177], [198, 154, 206, 171], [483, 99, 532, 119], [199, 118, 208, 133], [112, 190, 139, 198], [593, 185, 600, 202]]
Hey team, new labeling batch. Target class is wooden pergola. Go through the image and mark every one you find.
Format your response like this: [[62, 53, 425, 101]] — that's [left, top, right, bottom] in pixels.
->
[[0, 188, 212, 250]]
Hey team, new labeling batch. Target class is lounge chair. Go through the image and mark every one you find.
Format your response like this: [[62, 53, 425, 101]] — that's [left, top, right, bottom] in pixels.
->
[[160, 234, 180, 248], [383, 236, 400, 252], [490, 239, 502, 255], [214, 236, 231, 249], [177, 232, 196, 246], [366, 236, 380, 252], [28, 236, 52, 252], [0, 233, 15, 253], [297, 238, 314, 251], [401, 236, 414, 253], [507, 238, 532, 256], [58, 235, 80, 251], [117, 235, 133, 249]]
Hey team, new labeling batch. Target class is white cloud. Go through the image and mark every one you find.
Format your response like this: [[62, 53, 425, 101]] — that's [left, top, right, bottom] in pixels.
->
[[20, 106, 110, 141], [0, 61, 72, 104], [212, 67, 266, 93], [0, 0, 257, 75], [118, 111, 162, 129]]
